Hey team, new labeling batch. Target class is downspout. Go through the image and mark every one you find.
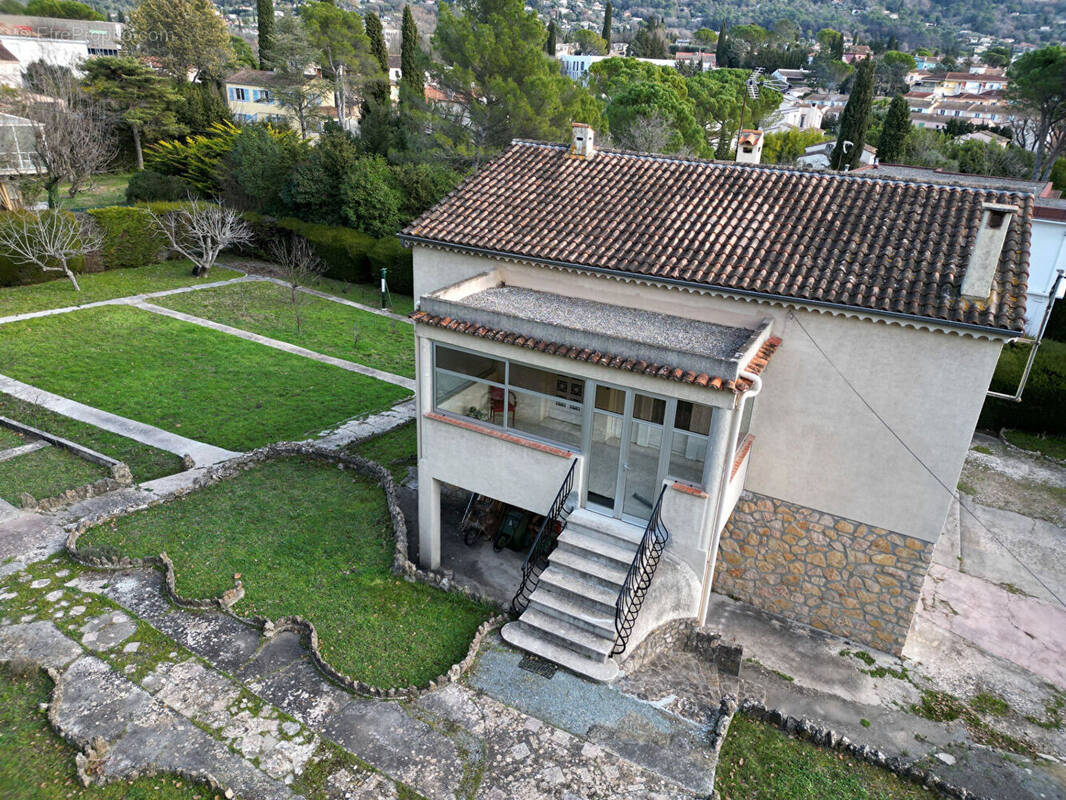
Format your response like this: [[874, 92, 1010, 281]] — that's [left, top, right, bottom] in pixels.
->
[[986, 269, 1064, 403], [697, 368, 763, 622]]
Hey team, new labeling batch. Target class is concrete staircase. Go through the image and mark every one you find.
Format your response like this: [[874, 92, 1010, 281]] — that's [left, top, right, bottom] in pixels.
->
[[501, 508, 645, 682]]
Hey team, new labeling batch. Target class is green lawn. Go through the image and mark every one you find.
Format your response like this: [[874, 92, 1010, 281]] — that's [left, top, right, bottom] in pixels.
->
[[0, 665, 209, 800], [153, 281, 416, 378], [0, 425, 25, 448], [1003, 430, 1066, 461], [0, 261, 243, 318], [59, 172, 134, 211], [0, 445, 107, 504], [716, 714, 937, 800], [0, 393, 183, 483], [349, 421, 417, 483], [313, 276, 415, 317], [79, 457, 495, 687], [0, 306, 411, 452]]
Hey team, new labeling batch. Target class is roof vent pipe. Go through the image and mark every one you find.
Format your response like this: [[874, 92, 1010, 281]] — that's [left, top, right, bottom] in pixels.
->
[[960, 202, 1018, 301], [570, 122, 596, 159]]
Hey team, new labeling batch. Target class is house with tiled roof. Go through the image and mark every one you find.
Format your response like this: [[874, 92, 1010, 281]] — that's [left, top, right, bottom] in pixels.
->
[[223, 69, 336, 134], [401, 124, 1032, 679]]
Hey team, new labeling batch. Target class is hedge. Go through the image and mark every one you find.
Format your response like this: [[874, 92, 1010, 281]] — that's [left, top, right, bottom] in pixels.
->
[[979, 338, 1066, 435], [244, 213, 412, 293], [86, 206, 168, 269]]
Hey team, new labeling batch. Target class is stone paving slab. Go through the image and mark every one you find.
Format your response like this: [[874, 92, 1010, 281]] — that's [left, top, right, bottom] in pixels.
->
[[0, 620, 83, 668], [313, 397, 417, 451], [0, 438, 49, 461]]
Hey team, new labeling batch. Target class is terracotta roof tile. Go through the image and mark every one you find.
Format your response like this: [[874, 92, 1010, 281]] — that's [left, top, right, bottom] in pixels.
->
[[413, 309, 782, 393], [402, 141, 1031, 332]]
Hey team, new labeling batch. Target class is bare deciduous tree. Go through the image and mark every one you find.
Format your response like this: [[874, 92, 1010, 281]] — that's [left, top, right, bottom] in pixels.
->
[[0, 211, 102, 291], [15, 62, 118, 209], [148, 201, 253, 276], [266, 233, 324, 335]]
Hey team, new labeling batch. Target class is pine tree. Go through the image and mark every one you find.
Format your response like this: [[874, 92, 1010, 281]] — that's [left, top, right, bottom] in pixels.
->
[[601, 1, 612, 50], [830, 57, 875, 170], [878, 93, 911, 163], [545, 20, 557, 56], [401, 5, 423, 99], [256, 0, 274, 69]]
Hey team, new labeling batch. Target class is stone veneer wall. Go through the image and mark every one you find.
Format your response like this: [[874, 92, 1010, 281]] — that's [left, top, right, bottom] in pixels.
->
[[713, 491, 934, 654]]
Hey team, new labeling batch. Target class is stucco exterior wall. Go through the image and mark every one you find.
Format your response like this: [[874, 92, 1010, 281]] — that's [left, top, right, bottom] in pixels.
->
[[412, 246, 1005, 546]]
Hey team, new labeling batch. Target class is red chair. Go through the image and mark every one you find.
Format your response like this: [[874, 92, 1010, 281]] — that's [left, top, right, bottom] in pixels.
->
[[489, 386, 517, 425]]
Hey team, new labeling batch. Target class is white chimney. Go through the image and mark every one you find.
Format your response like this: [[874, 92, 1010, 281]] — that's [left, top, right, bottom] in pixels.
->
[[570, 122, 595, 159], [736, 130, 764, 165], [960, 202, 1018, 301]]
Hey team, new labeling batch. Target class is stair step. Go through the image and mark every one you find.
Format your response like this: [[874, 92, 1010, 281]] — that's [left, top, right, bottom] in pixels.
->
[[528, 587, 616, 638], [501, 621, 620, 682], [518, 607, 616, 661], [538, 566, 618, 612], [566, 508, 646, 546], [550, 548, 630, 589], [557, 529, 638, 568]]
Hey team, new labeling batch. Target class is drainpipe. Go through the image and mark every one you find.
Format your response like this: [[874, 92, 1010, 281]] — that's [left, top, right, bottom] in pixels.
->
[[986, 269, 1064, 403], [696, 367, 763, 622]]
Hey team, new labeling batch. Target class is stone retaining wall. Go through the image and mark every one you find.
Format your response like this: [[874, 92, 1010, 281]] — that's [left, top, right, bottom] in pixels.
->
[[66, 442, 507, 699], [713, 491, 934, 654]]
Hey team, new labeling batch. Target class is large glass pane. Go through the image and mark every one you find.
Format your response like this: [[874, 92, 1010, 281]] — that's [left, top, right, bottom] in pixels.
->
[[675, 400, 712, 435], [509, 362, 585, 402], [595, 385, 626, 414], [622, 420, 663, 520], [435, 345, 505, 383], [669, 430, 707, 486], [435, 371, 493, 421], [510, 387, 583, 449], [632, 393, 666, 424], [588, 410, 623, 509]]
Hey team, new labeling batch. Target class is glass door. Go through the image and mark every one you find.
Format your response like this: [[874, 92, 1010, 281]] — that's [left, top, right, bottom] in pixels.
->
[[584, 385, 668, 523]]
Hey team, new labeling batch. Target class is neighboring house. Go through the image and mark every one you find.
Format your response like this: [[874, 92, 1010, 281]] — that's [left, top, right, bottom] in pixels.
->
[[675, 50, 716, 71], [0, 111, 38, 175], [400, 124, 1032, 679], [0, 14, 122, 87], [955, 130, 1010, 148], [559, 53, 683, 83], [842, 44, 872, 64], [765, 101, 823, 134], [795, 140, 876, 169], [805, 92, 848, 116], [913, 70, 1007, 96], [224, 69, 335, 134], [904, 90, 1009, 128], [771, 68, 809, 89]]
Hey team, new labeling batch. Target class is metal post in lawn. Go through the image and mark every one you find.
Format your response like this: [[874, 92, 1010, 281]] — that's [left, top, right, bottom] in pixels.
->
[[380, 268, 388, 309]]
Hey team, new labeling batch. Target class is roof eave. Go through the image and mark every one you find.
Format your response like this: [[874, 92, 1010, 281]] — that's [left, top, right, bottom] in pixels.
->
[[398, 234, 1023, 340]]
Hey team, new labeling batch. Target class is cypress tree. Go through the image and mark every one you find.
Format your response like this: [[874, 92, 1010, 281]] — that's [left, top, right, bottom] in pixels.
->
[[716, 25, 729, 68], [601, 1, 612, 50], [366, 12, 389, 73], [401, 5, 423, 98], [878, 93, 911, 163], [256, 0, 274, 69], [545, 20, 557, 56], [830, 57, 875, 170]]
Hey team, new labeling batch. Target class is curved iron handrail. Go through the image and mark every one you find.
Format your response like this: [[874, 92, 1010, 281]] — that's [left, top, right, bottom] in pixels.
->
[[612, 484, 670, 656], [510, 460, 576, 615]]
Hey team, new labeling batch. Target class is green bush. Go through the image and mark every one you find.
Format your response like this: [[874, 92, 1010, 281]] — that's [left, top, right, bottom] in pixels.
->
[[86, 206, 168, 269], [0, 210, 87, 287], [245, 212, 410, 288], [980, 338, 1066, 435], [125, 169, 194, 203], [368, 236, 413, 295]]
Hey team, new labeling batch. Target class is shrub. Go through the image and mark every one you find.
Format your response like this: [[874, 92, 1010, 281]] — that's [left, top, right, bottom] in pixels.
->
[[86, 206, 168, 269], [390, 162, 464, 222], [0, 209, 87, 286], [338, 155, 404, 238], [125, 169, 194, 203], [368, 236, 413, 295], [222, 124, 309, 214], [980, 338, 1066, 435], [144, 121, 241, 196]]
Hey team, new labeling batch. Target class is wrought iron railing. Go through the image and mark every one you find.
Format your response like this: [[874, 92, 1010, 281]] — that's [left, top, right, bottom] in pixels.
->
[[612, 484, 670, 656], [510, 460, 577, 615]]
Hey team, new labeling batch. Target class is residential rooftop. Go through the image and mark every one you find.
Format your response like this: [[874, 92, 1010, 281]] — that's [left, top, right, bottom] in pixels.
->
[[402, 140, 1033, 333]]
